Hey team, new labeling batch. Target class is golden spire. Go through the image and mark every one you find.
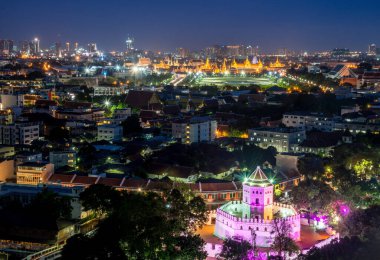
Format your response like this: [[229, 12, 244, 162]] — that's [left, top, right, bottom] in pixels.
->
[[258, 59, 263, 67], [244, 57, 251, 68], [221, 58, 227, 72], [231, 58, 238, 68]]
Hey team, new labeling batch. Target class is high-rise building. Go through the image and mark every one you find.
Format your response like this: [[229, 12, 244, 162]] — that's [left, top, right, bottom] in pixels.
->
[[277, 48, 288, 56], [66, 42, 70, 52], [0, 40, 13, 55], [368, 43, 377, 56], [88, 43, 97, 53], [32, 38, 40, 54], [126, 37, 134, 51], [204, 45, 222, 58], [55, 42, 62, 57], [20, 41, 30, 54], [176, 47, 189, 58], [74, 42, 78, 51], [225, 45, 242, 57]]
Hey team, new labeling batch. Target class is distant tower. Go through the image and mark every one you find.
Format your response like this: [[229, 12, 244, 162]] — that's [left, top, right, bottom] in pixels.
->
[[126, 37, 134, 51], [369, 43, 377, 56], [66, 42, 70, 52], [55, 42, 62, 57], [33, 38, 40, 54], [88, 43, 97, 53], [74, 42, 79, 51]]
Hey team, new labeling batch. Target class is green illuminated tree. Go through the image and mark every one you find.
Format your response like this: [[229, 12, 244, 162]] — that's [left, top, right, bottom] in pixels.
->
[[353, 159, 374, 180]]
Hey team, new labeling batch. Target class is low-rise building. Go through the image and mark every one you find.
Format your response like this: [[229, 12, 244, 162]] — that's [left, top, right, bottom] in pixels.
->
[[282, 112, 335, 132], [0, 122, 39, 145], [16, 162, 54, 185], [0, 159, 15, 181], [248, 127, 306, 153], [172, 117, 217, 144], [0, 145, 15, 159], [16, 152, 43, 165], [49, 151, 77, 169], [97, 124, 123, 141], [0, 182, 87, 220], [334, 121, 380, 134], [93, 85, 128, 96]]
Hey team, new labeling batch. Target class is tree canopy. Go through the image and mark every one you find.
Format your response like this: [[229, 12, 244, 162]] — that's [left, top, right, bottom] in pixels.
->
[[62, 185, 208, 260]]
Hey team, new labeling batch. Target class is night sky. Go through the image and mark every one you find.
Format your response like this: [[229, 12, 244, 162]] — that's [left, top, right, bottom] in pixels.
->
[[1, 0, 379, 52]]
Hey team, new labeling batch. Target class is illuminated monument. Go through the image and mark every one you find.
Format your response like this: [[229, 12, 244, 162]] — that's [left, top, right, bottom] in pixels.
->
[[152, 56, 285, 74], [230, 57, 264, 73], [270, 57, 285, 69], [214, 166, 301, 247]]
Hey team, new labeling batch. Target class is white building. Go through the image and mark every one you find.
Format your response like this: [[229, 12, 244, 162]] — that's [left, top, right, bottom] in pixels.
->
[[93, 85, 128, 96], [102, 108, 131, 125], [282, 112, 335, 132], [0, 122, 39, 145], [248, 127, 306, 153], [172, 117, 217, 144], [49, 151, 77, 169], [114, 108, 131, 120], [97, 124, 123, 142]]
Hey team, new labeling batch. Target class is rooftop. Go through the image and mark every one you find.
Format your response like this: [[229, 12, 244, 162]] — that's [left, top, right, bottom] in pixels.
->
[[245, 166, 272, 187], [251, 127, 304, 133]]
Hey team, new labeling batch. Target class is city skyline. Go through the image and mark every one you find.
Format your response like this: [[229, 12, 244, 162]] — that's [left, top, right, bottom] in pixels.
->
[[1, 0, 380, 52]]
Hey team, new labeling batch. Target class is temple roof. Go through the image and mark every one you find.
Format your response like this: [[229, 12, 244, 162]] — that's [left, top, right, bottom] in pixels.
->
[[245, 166, 272, 187]]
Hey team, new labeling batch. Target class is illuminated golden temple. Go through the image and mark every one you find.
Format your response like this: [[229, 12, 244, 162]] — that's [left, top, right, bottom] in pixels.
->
[[230, 57, 264, 73], [269, 57, 285, 69], [153, 56, 286, 74]]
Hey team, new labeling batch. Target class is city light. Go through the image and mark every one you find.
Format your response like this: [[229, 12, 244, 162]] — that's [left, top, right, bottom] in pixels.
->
[[1, 2, 378, 259]]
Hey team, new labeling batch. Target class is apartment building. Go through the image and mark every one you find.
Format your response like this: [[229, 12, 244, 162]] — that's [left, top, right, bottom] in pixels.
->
[[172, 117, 217, 144], [0, 122, 39, 145], [282, 112, 335, 132], [97, 124, 123, 141], [248, 127, 306, 153]]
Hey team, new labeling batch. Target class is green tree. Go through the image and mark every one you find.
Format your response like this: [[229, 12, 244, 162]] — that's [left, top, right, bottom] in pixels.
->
[[121, 114, 142, 137], [79, 184, 121, 216], [270, 215, 300, 259], [353, 159, 374, 180], [77, 143, 96, 173], [290, 180, 338, 213], [27, 189, 72, 220], [338, 205, 380, 241], [62, 188, 208, 260], [218, 238, 253, 260]]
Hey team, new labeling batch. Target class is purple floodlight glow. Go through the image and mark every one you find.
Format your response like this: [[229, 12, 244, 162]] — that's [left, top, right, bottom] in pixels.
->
[[339, 204, 350, 216]]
